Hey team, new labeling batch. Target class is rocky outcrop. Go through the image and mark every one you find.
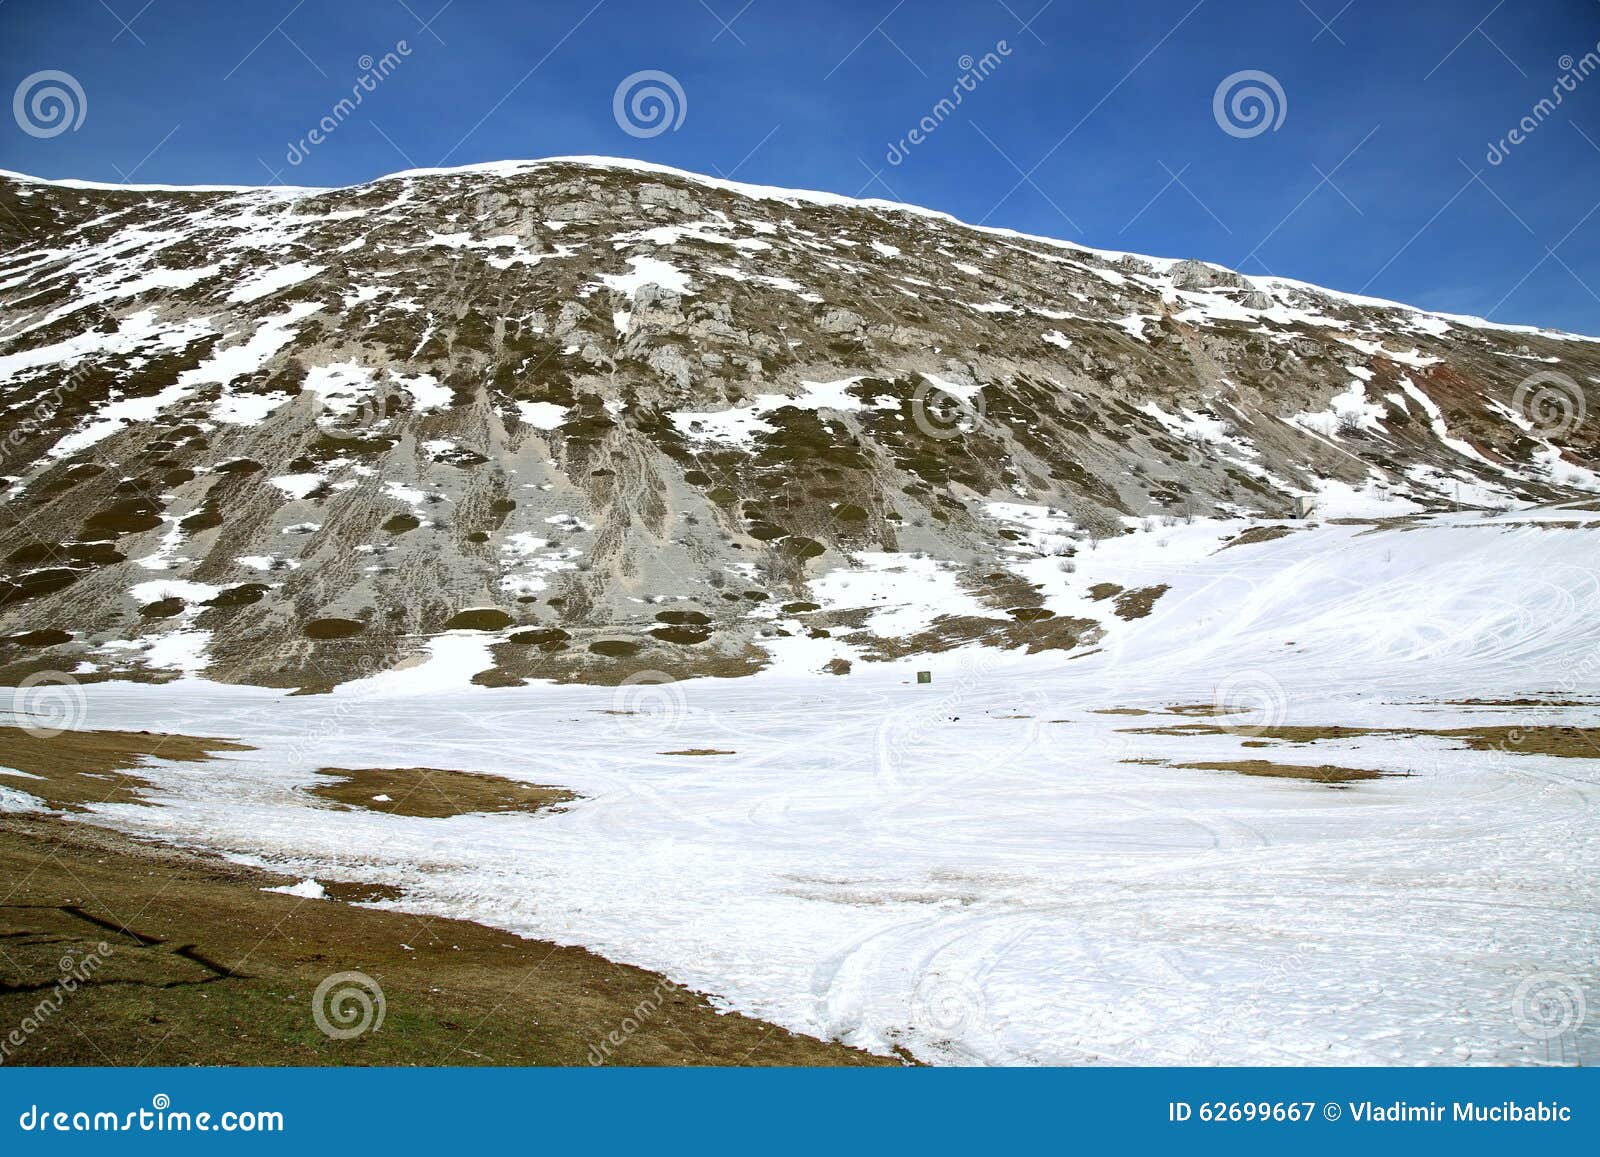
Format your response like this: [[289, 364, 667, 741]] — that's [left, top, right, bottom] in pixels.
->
[[0, 159, 1595, 690]]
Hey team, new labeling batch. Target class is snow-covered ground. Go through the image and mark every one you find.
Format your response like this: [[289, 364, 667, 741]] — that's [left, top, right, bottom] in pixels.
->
[[5, 508, 1598, 1066]]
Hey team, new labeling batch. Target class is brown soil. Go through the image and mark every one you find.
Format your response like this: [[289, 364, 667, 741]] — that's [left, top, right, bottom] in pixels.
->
[[480, 638, 772, 687], [658, 749, 736, 756], [1429, 697, 1592, 708], [1446, 725, 1600, 758], [1158, 759, 1399, 785], [0, 815, 892, 1066], [650, 625, 712, 645], [309, 767, 578, 819], [0, 724, 250, 811], [303, 618, 366, 640], [1112, 584, 1169, 620], [848, 613, 1099, 661], [1123, 722, 1381, 741], [1122, 722, 1600, 759], [1218, 525, 1296, 550], [442, 609, 514, 631], [0, 728, 893, 1066]]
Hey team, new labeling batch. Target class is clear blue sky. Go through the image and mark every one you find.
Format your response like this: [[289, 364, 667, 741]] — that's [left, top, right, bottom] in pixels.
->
[[3, 0, 1598, 332]]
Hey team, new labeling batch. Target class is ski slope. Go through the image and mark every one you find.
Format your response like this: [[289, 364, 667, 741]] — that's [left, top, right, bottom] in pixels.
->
[[6, 507, 1598, 1065]]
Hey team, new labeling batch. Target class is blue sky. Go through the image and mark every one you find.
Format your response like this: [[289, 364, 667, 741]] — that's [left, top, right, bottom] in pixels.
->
[[3, 0, 1598, 332]]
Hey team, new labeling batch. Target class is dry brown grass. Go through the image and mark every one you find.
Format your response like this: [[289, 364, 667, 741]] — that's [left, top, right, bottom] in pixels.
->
[[1445, 725, 1600, 758], [1122, 722, 1387, 741], [1159, 759, 1399, 785], [0, 724, 250, 811], [1111, 584, 1169, 620], [1119, 721, 1600, 759], [0, 815, 890, 1066], [0, 727, 893, 1067], [310, 767, 577, 819], [1217, 525, 1296, 551], [847, 613, 1099, 661], [1428, 697, 1592, 708]]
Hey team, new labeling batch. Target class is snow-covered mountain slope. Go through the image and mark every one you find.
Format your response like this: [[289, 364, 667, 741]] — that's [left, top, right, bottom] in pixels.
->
[[34, 504, 1600, 1066], [1, 157, 1597, 690]]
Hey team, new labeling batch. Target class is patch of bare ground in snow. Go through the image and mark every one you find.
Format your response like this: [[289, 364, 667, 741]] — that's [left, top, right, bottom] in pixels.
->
[[310, 767, 577, 819], [0, 723, 250, 810], [846, 613, 1100, 660], [1419, 697, 1597, 707], [1131, 758, 1403, 787], [1111, 584, 1169, 620], [1217, 524, 1297, 550], [0, 727, 891, 1066], [1121, 721, 1600, 759]]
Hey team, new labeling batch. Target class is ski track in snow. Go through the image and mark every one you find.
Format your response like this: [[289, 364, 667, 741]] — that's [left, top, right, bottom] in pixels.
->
[[9, 512, 1600, 1067]]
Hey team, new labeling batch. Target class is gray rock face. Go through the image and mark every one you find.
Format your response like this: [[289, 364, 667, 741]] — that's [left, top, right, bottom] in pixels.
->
[[1168, 259, 1273, 308], [1169, 258, 1240, 290], [0, 159, 1595, 690], [820, 308, 867, 336]]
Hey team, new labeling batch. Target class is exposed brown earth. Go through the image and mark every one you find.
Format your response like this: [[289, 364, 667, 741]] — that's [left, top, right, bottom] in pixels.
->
[[0, 723, 250, 810], [309, 766, 578, 819], [1120, 721, 1600, 759], [1111, 584, 1169, 620], [0, 726, 893, 1066], [1156, 759, 1400, 786], [1427, 697, 1594, 707], [1217, 524, 1297, 550]]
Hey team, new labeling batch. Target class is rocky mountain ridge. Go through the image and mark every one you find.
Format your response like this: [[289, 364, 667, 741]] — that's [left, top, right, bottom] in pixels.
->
[[0, 157, 1595, 690]]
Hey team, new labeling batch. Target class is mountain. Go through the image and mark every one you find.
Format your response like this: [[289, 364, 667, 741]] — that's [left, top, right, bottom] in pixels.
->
[[1, 157, 1596, 692]]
